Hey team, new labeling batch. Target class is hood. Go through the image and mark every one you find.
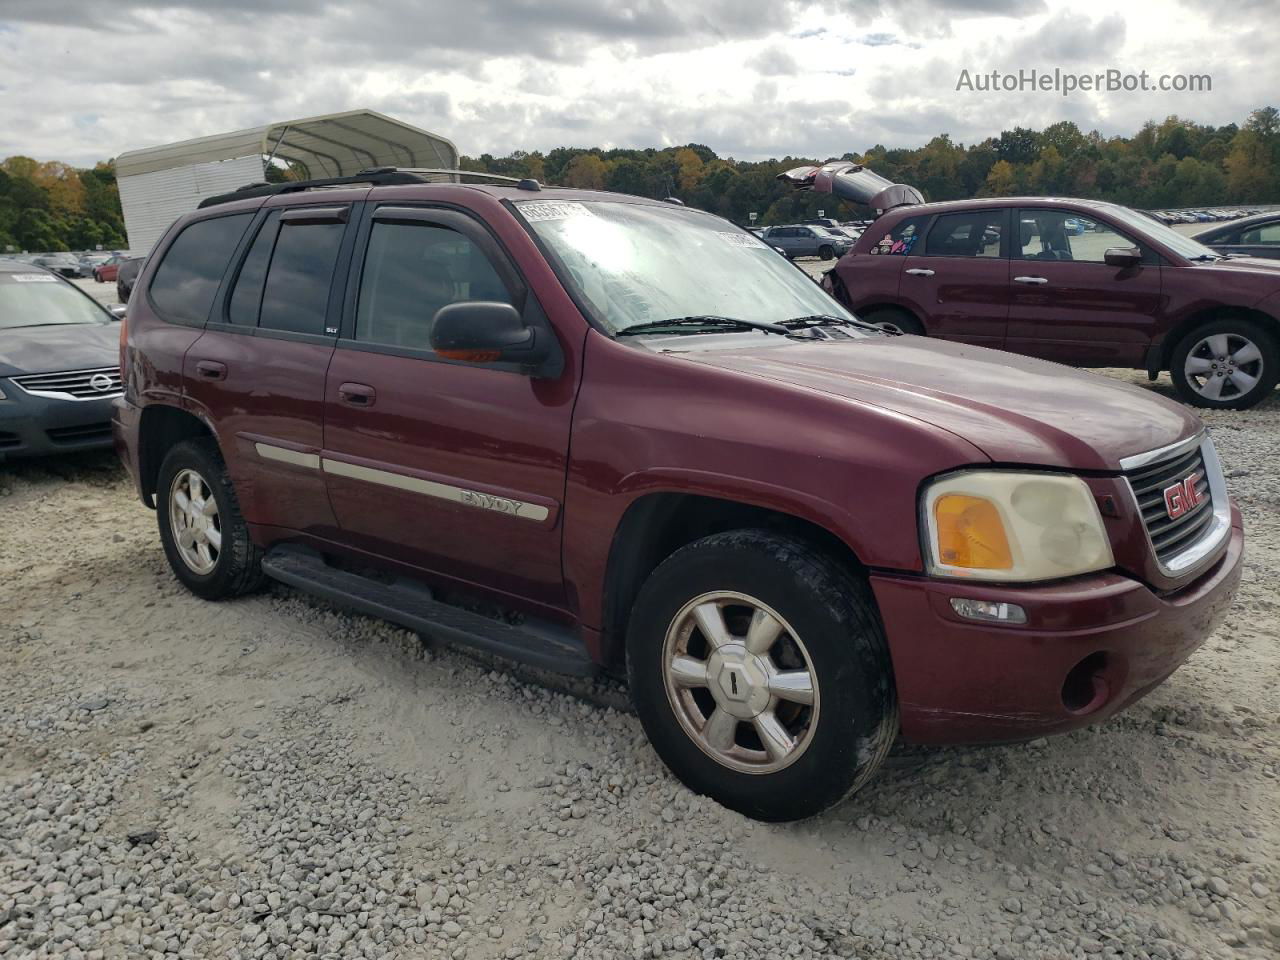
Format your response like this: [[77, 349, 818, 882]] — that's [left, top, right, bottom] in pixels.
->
[[667, 335, 1200, 471], [0, 323, 120, 378], [1194, 256, 1280, 280]]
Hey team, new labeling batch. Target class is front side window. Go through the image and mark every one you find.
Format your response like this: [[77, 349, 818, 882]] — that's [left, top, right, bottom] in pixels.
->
[[517, 199, 860, 334], [149, 213, 252, 323], [355, 221, 513, 349], [258, 220, 345, 335], [1016, 210, 1133, 263], [924, 211, 1004, 258], [1241, 222, 1280, 245]]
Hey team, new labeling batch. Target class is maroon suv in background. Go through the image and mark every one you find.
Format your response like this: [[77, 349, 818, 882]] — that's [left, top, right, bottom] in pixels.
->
[[114, 172, 1243, 821], [825, 197, 1280, 409]]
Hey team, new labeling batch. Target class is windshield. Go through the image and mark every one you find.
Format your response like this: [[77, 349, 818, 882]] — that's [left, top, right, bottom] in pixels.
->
[[0, 273, 110, 329], [1098, 202, 1225, 260], [517, 200, 860, 334]]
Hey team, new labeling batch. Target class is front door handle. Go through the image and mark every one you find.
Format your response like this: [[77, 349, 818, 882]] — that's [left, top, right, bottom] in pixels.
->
[[1014, 276, 1049, 285], [338, 382, 376, 407], [905, 268, 935, 277], [195, 360, 227, 380]]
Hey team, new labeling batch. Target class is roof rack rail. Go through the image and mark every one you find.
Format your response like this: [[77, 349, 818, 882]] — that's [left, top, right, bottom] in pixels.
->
[[198, 167, 543, 209]]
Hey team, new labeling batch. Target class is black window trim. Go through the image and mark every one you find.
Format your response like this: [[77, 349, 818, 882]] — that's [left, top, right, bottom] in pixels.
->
[[334, 200, 560, 377], [145, 209, 257, 329]]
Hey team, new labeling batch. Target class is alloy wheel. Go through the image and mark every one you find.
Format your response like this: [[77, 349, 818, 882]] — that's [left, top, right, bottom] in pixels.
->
[[169, 468, 222, 574], [661, 591, 819, 775], [1183, 332, 1264, 401]]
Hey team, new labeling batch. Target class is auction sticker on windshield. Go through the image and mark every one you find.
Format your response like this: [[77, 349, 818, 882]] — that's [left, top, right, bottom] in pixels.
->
[[517, 201, 595, 222], [10, 274, 59, 283], [717, 231, 768, 248]]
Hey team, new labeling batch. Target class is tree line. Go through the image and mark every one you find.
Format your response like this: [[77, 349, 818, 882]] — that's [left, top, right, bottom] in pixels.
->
[[3, 106, 1277, 252]]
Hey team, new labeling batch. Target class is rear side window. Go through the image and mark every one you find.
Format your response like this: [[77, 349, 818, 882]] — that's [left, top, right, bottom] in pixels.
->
[[149, 214, 252, 323], [356, 221, 513, 349], [258, 221, 345, 335], [924, 211, 1004, 258], [867, 215, 927, 256], [226, 211, 280, 326]]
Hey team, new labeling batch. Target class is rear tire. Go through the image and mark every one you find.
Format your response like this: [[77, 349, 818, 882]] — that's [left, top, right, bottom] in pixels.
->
[[1169, 318, 1278, 410], [861, 308, 924, 336], [157, 438, 264, 600], [626, 530, 897, 822]]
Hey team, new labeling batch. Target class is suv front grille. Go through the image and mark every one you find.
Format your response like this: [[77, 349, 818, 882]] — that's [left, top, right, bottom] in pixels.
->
[[1123, 435, 1229, 577], [11, 367, 123, 401]]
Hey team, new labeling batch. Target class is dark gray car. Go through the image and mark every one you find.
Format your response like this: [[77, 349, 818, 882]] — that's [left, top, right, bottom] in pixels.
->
[[760, 224, 854, 261], [0, 263, 124, 460], [1194, 212, 1280, 260]]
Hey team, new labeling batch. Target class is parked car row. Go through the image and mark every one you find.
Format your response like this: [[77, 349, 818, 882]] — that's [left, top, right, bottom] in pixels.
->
[[99, 169, 1243, 823]]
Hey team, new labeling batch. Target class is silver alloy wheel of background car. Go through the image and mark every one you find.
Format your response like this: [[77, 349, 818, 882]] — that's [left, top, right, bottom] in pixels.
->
[[1183, 332, 1264, 401], [662, 591, 819, 775], [169, 468, 222, 575]]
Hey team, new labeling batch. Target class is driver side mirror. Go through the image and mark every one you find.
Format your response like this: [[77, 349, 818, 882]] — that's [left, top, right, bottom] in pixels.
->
[[429, 301, 550, 371], [1103, 246, 1142, 268], [107, 304, 127, 320]]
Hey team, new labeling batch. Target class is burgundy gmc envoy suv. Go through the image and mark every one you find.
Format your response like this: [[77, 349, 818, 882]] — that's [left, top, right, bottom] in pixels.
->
[[114, 171, 1244, 821]]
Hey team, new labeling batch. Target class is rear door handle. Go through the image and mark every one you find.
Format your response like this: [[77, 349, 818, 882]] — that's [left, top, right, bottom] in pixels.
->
[[195, 360, 227, 380], [338, 382, 376, 407], [905, 268, 935, 277], [1014, 276, 1049, 285]]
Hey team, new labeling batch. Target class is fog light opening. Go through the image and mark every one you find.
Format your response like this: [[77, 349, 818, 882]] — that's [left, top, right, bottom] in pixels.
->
[[1062, 652, 1110, 715], [949, 597, 1027, 624]]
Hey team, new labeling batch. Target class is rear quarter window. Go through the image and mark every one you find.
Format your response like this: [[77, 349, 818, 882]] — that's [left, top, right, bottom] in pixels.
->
[[866, 215, 927, 256], [149, 214, 252, 324]]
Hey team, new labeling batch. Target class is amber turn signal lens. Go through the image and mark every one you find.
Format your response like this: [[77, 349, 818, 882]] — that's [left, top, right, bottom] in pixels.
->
[[934, 494, 1013, 570]]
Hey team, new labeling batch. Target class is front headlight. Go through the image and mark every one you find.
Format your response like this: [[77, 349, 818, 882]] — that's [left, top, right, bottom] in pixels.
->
[[922, 471, 1113, 582]]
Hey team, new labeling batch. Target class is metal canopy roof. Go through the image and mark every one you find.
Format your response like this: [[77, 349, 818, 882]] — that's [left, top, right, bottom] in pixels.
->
[[115, 109, 458, 181]]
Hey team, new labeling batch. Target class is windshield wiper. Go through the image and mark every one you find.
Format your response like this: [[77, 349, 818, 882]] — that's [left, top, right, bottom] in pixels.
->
[[617, 315, 790, 337], [781, 313, 886, 334], [1187, 254, 1222, 262]]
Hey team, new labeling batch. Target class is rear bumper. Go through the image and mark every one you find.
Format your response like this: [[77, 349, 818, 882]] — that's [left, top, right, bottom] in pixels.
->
[[110, 396, 147, 503], [871, 508, 1244, 744], [0, 385, 118, 461]]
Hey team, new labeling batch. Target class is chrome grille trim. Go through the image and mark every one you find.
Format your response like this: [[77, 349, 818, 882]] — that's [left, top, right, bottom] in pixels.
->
[[1122, 434, 1231, 580], [11, 367, 123, 401]]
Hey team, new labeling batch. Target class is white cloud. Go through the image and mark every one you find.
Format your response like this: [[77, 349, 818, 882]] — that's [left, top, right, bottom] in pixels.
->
[[0, 0, 1272, 166]]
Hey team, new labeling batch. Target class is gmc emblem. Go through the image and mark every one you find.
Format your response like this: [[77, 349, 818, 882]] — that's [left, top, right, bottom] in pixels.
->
[[1163, 475, 1204, 520]]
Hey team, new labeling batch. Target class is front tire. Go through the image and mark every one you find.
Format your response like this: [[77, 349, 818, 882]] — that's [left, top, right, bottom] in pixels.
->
[[157, 438, 264, 600], [818, 244, 835, 261], [861, 307, 924, 336], [1169, 319, 1278, 409], [626, 530, 897, 822]]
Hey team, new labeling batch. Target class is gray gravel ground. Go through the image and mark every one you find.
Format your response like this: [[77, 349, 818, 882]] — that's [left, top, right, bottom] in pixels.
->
[[1, 368, 1277, 960]]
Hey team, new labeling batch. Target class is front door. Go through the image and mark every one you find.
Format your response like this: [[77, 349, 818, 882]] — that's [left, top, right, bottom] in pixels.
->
[[898, 207, 1010, 347], [321, 204, 576, 609], [1004, 208, 1163, 366], [183, 200, 358, 537]]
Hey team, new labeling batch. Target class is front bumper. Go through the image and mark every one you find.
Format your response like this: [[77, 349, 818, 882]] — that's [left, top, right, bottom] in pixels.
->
[[871, 508, 1244, 744], [0, 386, 118, 460]]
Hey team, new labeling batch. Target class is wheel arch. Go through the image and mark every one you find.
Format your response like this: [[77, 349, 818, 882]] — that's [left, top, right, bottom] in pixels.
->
[[137, 404, 216, 504], [599, 491, 868, 669]]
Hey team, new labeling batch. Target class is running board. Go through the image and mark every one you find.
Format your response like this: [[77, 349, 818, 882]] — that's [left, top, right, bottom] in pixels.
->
[[261, 545, 598, 677]]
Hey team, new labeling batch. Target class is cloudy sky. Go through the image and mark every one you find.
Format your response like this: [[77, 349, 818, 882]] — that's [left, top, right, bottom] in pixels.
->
[[1, 0, 1276, 166]]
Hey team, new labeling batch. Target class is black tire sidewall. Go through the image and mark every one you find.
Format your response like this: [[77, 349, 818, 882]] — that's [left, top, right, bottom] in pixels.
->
[[819, 245, 834, 261], [1170, 319, 1279, 410], [862, 308, 924, 336], [156, 440, 256, 600], [627, 532, 895, 822]]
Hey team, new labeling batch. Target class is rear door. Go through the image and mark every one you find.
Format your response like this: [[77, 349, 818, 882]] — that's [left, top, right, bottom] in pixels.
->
[[898, 207, 1011, 347], [1004, 208, 1163, 366], [183, 199, 359, 537], [321, 203, 575, 608]]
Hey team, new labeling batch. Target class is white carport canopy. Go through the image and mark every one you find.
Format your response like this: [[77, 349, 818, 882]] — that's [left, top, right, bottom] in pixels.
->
[[116, 109, 458, 180], [115, 110, 458, 253]]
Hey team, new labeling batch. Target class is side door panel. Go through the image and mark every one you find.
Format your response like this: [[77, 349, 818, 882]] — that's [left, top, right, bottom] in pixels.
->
[[1004, 208, 1163, 366], [322, 204, 576, 608], [898, 208, 1010, 347]]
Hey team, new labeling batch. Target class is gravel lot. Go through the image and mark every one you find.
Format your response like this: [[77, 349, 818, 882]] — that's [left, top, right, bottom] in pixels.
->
[[2, 315, 1278, 957]]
